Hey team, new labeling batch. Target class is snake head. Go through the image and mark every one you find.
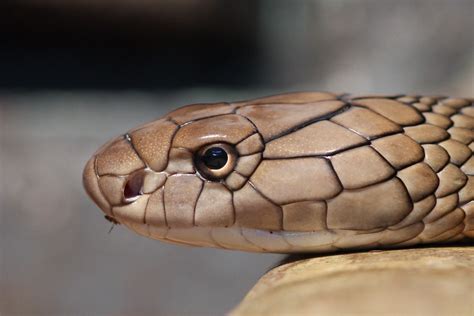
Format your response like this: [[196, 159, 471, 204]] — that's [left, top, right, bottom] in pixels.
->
[[84, 92, 443, 253], [82, 101, 275, 249], [83, 93, 365, 252]]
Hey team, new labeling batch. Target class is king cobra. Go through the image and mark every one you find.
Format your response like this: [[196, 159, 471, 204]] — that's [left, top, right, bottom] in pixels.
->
[[83, 92, 473, 253]]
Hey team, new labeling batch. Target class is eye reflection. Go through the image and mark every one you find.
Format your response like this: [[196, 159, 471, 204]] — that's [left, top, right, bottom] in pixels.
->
[[203, 147, 228, 170], [123, 171, 144, 202]]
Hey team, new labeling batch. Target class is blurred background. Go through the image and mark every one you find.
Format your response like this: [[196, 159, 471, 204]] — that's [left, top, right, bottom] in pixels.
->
[[1, 0, 473, 315]]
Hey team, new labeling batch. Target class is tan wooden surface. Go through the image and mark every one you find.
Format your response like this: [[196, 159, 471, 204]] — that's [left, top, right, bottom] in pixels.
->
[[231, 247, 474, 316]]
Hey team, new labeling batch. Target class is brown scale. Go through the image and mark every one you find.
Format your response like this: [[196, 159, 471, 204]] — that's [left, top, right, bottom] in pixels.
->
[[83, 92, 473, 253]]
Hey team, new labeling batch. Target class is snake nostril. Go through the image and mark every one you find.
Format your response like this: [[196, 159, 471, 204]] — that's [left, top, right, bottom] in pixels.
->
[[123, 171, 145, 202]]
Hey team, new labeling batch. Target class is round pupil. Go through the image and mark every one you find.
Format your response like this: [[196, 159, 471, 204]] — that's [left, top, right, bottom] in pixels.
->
[[203, 147, 228, 170]]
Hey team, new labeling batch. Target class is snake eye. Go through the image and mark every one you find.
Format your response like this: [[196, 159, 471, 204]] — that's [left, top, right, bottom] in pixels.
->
[[123, 171, 144, 202], [203, 147, 228, 169], [195, 143, 237, 180]]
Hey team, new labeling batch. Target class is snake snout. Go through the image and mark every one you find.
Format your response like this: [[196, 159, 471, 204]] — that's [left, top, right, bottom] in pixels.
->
[[82, 156, 112, 217]]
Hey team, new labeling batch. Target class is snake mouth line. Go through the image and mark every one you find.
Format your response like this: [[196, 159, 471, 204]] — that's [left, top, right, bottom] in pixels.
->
[[104, 215, 120, 225]]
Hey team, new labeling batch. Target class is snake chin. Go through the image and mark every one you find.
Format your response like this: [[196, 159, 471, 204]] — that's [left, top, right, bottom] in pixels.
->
[[114, 220, 361, 253]]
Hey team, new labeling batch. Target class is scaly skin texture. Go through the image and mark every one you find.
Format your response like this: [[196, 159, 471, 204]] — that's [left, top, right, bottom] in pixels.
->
[[83, 92, 474, 253]]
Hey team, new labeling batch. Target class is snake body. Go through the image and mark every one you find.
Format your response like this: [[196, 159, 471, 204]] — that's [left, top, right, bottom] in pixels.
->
[[83, 92, 473, 253]]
